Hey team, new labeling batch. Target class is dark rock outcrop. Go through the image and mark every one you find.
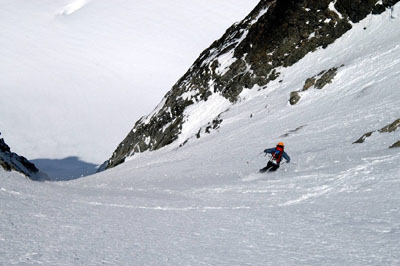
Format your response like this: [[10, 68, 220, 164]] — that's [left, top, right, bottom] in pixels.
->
[[353, 118, 400, 144], [379, 118, 400, 133], [289, 66, 342, 105], [289, 91, 302, 105], [353, 131, 374, 144], [314, 67, 341, 89], [107, 0, 399, 169], [0, 133, 45, 180], [303, 78, 316, 91], [389, 140, 400, 149]]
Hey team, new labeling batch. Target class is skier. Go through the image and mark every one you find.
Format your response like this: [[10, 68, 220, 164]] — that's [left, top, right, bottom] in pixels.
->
[[259, 142, 290, 173]]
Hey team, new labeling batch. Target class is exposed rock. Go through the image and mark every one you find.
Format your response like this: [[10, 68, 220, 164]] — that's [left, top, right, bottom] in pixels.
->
[[353, 131, 374, 144], [107, 0, 400, 169], [303, 78, 316, 91], [290, 66, 341, 105], [389, 140, 400, 149], [194, 115, 224, 141], [314, 67, 339, 89], [0, 133, 45, 180], [353, 118, 400, 145], [0, 137, 11, 152], [289, 91, 302, 105], [206, 117, 223, 134], [336, 0, 397, 22], [379, 118, 400, 133]]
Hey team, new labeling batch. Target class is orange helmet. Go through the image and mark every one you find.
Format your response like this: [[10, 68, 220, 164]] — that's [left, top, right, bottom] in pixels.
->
[[277, 142, 285, 147]]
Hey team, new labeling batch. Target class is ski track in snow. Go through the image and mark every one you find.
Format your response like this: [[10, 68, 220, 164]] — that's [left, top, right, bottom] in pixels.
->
[[72, 200, 251, 211], [1, 4, 400, 266]]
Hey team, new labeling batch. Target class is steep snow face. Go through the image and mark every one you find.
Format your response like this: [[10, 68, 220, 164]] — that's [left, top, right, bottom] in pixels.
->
[[1, 6, 400, 265], [107, 0, 399, 169], [0, 0, 259, 165]]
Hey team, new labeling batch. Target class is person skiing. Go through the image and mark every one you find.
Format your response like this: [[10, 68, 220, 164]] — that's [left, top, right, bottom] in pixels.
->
[[259, 142, 290, 173]]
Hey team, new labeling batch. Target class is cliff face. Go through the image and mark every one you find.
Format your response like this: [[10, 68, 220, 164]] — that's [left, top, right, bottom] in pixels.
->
[[106, 0, 398, 169], [0, 134, 45, 180]]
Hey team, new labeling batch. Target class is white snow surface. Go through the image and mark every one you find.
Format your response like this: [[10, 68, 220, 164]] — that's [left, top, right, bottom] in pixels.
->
[[59, 0, 90, 15], [0, 0, 258, 166], [1, 5, 400, 266]]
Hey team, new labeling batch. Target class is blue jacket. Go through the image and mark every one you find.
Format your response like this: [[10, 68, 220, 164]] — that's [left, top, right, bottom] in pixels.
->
[[264, 148, 290, 163]]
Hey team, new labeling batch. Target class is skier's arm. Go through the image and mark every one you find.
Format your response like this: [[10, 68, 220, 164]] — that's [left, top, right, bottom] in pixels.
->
[[282, 152, 291, 163], [264, 148, 275, 154]]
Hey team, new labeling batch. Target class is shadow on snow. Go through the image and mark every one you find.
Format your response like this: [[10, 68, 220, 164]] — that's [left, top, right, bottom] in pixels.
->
[[31, 156, 99, 181]]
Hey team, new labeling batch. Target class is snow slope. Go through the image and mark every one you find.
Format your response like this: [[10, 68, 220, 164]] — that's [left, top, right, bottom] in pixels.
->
[[0, 0, 258, 166], [1, 4, 400, 266]]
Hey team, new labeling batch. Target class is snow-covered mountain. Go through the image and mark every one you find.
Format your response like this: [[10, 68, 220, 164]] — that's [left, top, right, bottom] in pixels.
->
[[106, 0, 400, 169], [0, 0, 258, 166], [1, 1, 400, 265]]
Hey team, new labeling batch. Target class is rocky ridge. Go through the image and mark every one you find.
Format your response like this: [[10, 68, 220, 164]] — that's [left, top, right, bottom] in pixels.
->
[[107, 0, 399, 169], [0, 133, 45, 180]]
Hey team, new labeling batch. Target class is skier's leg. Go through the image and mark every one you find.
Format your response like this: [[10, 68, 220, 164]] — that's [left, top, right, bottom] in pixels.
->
[[268, 164, 280, 172], [259, 162, 273, 173]]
